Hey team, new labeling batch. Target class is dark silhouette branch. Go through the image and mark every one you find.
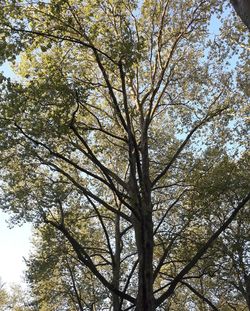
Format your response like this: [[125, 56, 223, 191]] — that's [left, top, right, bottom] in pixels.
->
[[152, 98, 226, 187], [44, 218, 136, 304], [156, 192, 250, 306], [181, 281, 219, 311], [230, 0, 250, 30]]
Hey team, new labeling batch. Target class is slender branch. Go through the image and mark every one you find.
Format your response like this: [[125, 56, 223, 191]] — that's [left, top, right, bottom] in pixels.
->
[[119, 259, 139, 310], [152, 99, 226, 187], [146, 34, 183, 124], [153, 237, 178, 282], [69, 124, 135, 214], [36, 155, 131, 222], [154, 219, 192, 282], [92, 49, 128, 132], [5, 26, 117, 64], [86, 195, 115, 266], [119, 61, 143, 194], [140, 32, 182, 112], [153, 190, 187, 235], [44, 218, 136, 304], [66, 258, 85, 311], [181, 281, 219, 311], [70, 106, 129, 193], [15, 122, 122, 192], [156, 192, 250, 306], [84, 125, 127, 143]]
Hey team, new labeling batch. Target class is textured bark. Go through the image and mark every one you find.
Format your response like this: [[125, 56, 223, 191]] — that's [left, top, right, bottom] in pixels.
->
[[230, 0, 250, 30], [134, 213, 155, 311], [245, 274, 250, 310], [112, 215, 121, 311]]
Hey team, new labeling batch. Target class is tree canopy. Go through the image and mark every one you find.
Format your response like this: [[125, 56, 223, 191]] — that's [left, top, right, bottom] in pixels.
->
[[0, 0, 249, 310]]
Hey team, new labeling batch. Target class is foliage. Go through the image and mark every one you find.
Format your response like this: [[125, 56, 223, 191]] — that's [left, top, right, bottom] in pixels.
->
[[0, 0, 249, 310], [0, 281, 36, 311]]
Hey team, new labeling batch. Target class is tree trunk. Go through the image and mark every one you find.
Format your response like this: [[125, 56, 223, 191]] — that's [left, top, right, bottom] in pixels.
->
[[230, 0, 250, 30], [133, 212, 155, 311], [245, 274, 250, 310], [112, 215, 121, 311]]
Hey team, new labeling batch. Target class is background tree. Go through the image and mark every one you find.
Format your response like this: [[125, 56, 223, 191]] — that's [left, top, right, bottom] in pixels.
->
[[230, 0, 250, 30], [0, 280, 8, 311], [0, 280, 36, 311], [0, 0, 249, 310]]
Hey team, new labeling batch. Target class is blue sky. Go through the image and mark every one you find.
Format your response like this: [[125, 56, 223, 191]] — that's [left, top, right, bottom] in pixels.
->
[[1, 61, 16, 79]]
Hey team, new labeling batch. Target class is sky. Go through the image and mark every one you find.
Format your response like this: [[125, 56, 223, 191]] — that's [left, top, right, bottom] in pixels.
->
[[0, 211, 32, 288]]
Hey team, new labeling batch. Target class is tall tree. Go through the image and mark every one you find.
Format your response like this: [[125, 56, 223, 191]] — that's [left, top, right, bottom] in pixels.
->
[[0, 0, 249, 310]]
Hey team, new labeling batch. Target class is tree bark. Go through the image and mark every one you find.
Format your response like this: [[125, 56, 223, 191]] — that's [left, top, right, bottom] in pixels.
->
[[133, 212, 155, 311], [112, 215, 121, 311], [230, 0, 250, 30], [245, 274, 250, 310]]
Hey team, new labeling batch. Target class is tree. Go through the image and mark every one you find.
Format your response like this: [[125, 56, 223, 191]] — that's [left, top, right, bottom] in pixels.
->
[[0, 0, 249, 310], [0, 280, 8, 311], [230, 0, 250, 31], [172, 151, 250, 311], [0, 280, 36, 311]]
